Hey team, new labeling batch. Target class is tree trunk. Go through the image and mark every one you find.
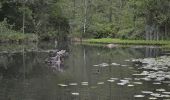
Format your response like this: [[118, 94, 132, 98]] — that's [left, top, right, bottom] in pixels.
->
[[82, 0, 87, 41], [22, 2, 25, 34]]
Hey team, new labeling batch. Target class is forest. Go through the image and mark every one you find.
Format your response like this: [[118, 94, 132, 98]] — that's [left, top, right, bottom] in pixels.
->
[[0, 0, 170, 42]]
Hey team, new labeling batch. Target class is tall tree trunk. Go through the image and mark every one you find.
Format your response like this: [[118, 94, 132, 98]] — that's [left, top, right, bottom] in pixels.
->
[[73, 0, 76, 18], [165, 23, 167, 40], [108, 0, 112, 22], [82, 0, 87, 41], [22, 1, 25, 34]]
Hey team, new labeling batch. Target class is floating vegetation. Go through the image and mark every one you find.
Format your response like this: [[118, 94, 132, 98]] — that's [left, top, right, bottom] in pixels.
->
[[107, 80, 115, 83], [69, 83, 78, 86], [156, 88, 166, 92], [94, 63, 109, 67], [81, 82, 88, 86], [150, 93, 161, 97], [163, 92, 170, 94], [153, 82, 162, 85], [58, 84, 68, 87], [71, 92, 80, 96], [141, 91, 153, 94], [148, 97, 158, 99], [99, 63, 109, 67], [134, 95, 145, 98], [121, 65, 128, 67], [111, 63, 120, 66], [110, 78, 119, 80], [97, 82, 104, 85], [133, 82, 143, 85], [127, 84, 134, 87]]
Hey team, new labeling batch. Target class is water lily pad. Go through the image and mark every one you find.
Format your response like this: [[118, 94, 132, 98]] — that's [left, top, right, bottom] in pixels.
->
[[142, 91, 153, 94], [148, 97, 157, 99], [134, 95, 145, 98], [128, 84, 134, 87], [71, 92, 79, 96], [107, 80, 115, 82], [69, 83, 78, 86], [117, 83, 126, 86], [111, 63, 120, 66], [58, 84, 68, 87], [153, 82, 162, 85], [133, 82, 143, 85], [110, 78, 119, 80], [97, 82, 104, 85], [156, 88, 166, 92], [163, 92, 170, 94]]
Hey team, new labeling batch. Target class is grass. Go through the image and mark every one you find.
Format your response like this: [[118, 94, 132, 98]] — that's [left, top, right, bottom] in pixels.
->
[[84, 38, 170, 46], [0, 33, 38, 43]]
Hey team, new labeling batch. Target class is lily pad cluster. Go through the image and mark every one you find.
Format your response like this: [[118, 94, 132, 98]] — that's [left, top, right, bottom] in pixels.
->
[[132, 56, 170, 82]]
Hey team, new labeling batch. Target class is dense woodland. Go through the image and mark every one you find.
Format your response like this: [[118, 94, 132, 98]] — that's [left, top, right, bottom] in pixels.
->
[[0, 0, 170, 41]]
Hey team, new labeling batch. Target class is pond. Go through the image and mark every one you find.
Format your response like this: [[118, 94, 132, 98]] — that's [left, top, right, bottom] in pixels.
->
[[0, 42, 169, 100]]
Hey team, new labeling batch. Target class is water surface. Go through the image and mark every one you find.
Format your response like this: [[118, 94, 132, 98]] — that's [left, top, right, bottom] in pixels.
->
[[0, 42, 169, 100]]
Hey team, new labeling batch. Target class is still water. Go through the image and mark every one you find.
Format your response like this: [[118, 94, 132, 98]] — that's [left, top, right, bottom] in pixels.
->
[[0, 42, 169, 100]]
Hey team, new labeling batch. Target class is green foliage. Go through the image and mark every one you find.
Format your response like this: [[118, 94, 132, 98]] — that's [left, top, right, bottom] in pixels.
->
[[84, 38, 170, 46], [0, 0, 69, 41]]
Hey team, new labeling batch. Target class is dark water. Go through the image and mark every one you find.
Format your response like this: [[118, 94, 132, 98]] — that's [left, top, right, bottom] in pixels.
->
[[0, 42, 168, 100]]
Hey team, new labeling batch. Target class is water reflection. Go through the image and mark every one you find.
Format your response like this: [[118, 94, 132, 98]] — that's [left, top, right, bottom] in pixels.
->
[[0, 43, 166, 100]]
